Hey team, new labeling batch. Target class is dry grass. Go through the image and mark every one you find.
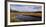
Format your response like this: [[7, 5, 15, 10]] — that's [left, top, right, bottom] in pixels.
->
[[10, 12, 42, 22]]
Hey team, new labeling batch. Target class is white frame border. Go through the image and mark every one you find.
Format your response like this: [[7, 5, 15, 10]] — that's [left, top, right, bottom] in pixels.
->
[[7, 2, 44, 25]]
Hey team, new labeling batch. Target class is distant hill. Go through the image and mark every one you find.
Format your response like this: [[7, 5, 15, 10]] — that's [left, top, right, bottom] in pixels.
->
[[10, 9, 41, 13]]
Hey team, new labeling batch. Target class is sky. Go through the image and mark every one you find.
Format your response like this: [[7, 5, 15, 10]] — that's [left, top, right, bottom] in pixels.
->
[[10, 4, 42, 12]]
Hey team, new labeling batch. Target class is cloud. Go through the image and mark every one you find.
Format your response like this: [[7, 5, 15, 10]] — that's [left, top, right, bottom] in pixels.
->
[[10, 4, 42, 12]]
